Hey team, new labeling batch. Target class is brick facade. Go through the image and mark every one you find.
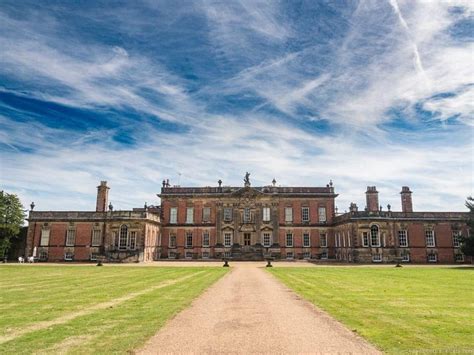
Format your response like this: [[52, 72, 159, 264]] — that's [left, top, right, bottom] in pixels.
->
[[25, 179, 470, 264]]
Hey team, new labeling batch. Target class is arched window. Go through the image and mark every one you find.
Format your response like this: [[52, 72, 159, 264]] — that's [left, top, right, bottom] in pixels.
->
[[370, 225, 380, 247], [119, 225, 128, 249]]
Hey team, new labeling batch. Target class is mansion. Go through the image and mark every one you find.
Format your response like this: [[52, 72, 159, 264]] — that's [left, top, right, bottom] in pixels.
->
[[26, 176, 470, 264]]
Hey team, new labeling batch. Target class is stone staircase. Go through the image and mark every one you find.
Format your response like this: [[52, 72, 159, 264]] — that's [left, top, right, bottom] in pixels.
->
[[231, 245, 264, 261]]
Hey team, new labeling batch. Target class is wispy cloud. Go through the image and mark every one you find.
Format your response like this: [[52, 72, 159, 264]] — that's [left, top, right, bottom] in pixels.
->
[[0, 0, 472, 213]]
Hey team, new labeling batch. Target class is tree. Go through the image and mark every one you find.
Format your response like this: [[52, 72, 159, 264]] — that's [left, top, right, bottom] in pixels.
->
[[460, 196, 474, 257], [0, 191, 26, 260]]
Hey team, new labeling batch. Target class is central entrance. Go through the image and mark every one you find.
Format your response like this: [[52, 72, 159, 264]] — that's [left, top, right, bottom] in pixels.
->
[[244, 233, 251, 246]]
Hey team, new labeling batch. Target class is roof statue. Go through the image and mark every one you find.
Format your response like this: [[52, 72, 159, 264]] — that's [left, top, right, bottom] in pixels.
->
[[244, 172, 251, 186]]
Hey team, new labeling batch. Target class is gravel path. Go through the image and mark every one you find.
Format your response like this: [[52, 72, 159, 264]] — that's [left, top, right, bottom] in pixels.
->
[[138, 266, 380, 354]]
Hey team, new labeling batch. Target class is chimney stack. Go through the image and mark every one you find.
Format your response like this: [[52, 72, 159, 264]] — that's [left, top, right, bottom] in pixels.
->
[[400, 186, 413, 212], [365, 186, 379, 213], [96, 181, 110, 212]]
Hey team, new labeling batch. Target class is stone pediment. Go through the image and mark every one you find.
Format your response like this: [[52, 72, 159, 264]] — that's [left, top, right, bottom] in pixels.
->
[[231, 186, 264, 199], [239, 224, 256, 232]]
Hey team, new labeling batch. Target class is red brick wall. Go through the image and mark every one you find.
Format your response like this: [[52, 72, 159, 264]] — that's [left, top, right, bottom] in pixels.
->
[[309, 201, 318, 223], [435, 223, 453, 248], [194, 201, 203, 224], [50, 223, 67, 246], [76, 223, 92, 246]]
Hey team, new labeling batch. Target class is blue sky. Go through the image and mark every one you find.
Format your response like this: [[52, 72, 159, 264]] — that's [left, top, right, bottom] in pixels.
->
[[0, 0, 473, 212]]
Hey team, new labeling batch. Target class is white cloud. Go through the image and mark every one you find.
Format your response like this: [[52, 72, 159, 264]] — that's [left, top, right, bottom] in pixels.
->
[[0, 1, 472, 215]]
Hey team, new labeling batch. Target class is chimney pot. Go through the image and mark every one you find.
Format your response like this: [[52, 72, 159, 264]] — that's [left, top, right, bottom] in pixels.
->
[[365, 186, 379, 213], [96, 181, 110, 212], [400, 186, 413, 212]]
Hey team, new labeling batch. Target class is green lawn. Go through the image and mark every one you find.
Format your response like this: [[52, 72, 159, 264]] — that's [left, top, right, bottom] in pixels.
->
[[269, 267, 474, 354], [0, 265, 227, 354]]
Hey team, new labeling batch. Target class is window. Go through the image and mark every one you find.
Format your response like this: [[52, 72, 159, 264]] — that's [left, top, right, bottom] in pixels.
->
[[186, 207, 194, 224], [398, 230, 408, 247], [303, 252, 311, 259], [202, 207, 211, 222], [224, 251, 231, 258], [286, 252, 294, 259], [170, 207, 177, 224], [453, 231, 461, 247], [455, 253, 464, 262], [202, 231, 210, 247], [224, 208, 232, 222], [370, 225, 381, 247], [425, 230, 435, 247], [90, 253, 98, 261], [372, 254, 382, 263], [92, 229, 102, 246], [302, 207, 310, 222], [402, 253, 410, 262], [39, 249, 48, 261], [119, 225, 128, 250], [169, 251, 176, 259], [66, 229, 76, 246], [243, 208, 251, 223], [303, 233, 310, 247], [262, 207, 271, 222], [40, 229, 50, 246], [262, 232, 271, 247], [318, 207, 326, 223], [185, 232, 193, 248], [320, 233, 327, 247], [320, 251, 328, 259], [285, 207, 293, 222], [202, 251, 210, 259], [129, 231, 137, 249], [428, 253, 437, 262], [169, 234, 176, 248], [185, 251, 193, 259], [64, 252, 74, 261], [286, 232, 293, 247], [362, 232, 369, 247], [224, 232, 232, 247]]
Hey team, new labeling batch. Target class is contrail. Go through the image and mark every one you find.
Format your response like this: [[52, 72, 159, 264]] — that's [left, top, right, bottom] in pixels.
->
[[388, 0, 426, 77]]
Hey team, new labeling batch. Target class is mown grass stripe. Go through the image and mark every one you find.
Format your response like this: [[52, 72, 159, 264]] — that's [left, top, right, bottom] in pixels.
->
[[269, 267, 474, 354], [0, 270, 206, 344], [1, 268, 193, 330], [1, 267, 227, 354]]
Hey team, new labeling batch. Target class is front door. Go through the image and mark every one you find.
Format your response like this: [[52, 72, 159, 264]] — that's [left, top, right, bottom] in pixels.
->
[[244, 233, 251, 246]]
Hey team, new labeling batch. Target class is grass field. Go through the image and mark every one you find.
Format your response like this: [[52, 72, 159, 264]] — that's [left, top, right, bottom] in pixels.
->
[[269, 266, 474, 354], [0, 265, 227, 354]]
